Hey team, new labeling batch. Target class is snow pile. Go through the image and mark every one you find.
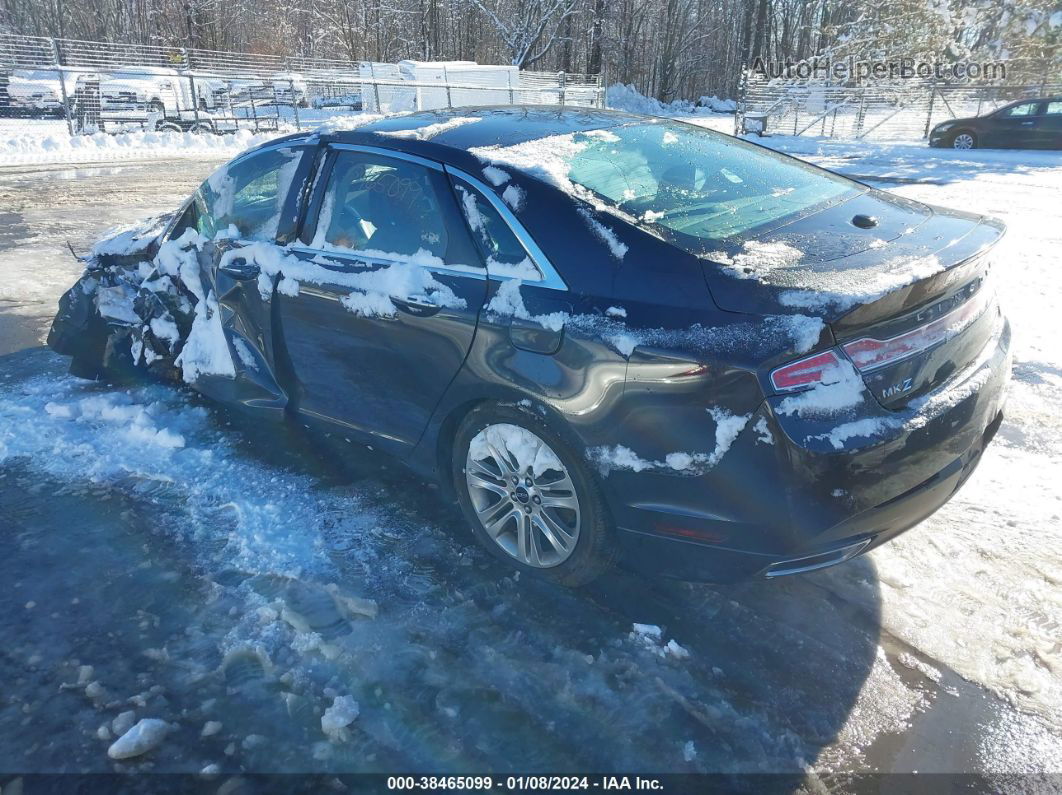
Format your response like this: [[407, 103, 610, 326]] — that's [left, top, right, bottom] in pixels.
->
[[223, 241, 467, 319], [590, 407, 752, 475], [778, 254, 948, 313], [0, 127, 279, 167], [708, 240, 805, 280], [471, 134, 590, 198], [378, 115, 481, 140], [777, 359, 866, 417], [176, 290, 237, 382], [812, 417, 901, 450], [486, 281, 824, 359], [44, 395, 186, 450], [468, 423, 564, 478], [455, 186, 538, 277], [485, 279, 568, 331], [577, 208, 628, 260], [91, 214, 174, 257], [606, 83, 734, 117]]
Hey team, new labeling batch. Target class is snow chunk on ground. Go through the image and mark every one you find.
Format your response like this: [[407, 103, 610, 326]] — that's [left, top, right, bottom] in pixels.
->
[[321, 695, 360, 740], [632, 623, 662, 638], [107, 718, 171, 759]]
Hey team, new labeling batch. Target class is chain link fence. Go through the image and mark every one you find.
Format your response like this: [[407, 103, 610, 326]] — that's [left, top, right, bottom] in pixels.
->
[[0, 33, 604, 139], [735, 72, 1062, 141]]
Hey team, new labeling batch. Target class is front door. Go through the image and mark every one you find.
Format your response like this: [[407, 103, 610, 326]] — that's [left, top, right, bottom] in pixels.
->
[[275, 146, 487, 455]]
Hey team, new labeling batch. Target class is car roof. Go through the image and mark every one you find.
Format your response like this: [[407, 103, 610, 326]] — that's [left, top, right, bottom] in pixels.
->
[[330, 105, 647, 154]]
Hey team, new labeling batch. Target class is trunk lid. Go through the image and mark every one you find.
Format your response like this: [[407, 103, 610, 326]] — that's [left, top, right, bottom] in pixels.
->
[[702, 192, 1005, 408]]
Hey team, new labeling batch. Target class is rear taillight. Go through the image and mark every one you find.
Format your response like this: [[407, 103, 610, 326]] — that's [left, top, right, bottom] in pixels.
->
[[842, 286, 991, 372], [770, 350, 843, 392]]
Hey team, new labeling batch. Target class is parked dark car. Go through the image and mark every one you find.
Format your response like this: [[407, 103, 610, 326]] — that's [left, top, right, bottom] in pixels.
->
[[49, 107, 1011, 585], [929, 96, 1062, 149]]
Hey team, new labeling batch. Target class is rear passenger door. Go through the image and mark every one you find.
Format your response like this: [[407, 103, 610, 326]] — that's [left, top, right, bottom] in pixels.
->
[[276, 145, 487, 454], [985, 101, 1044, 148], [1037, 100, 1062, 149]]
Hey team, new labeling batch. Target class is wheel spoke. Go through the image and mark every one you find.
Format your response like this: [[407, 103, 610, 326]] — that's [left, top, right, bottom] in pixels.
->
[[538, 492, 579, 512], [486, 442, 515, 477], [482, 505, 517, 538], [467, 469, 509, 499], [468, 456, 503, 482], [537, 509, 577, 550], [532, 513, 572, 556]]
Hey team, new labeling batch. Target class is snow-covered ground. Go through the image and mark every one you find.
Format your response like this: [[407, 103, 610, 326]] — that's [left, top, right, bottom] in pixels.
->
[[0, 130, 1060, 778]]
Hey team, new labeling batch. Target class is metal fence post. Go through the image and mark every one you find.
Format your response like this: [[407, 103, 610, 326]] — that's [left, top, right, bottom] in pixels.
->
[[189, 73, 201, 127], [442, 65, 452, 108], [559, 71, 566, 106], [370, 62, 381, 113], [923, 87, 936, 138], [290, 78, 301, 130], [507, 70, 515, 105], [50, 38, 74, 136]]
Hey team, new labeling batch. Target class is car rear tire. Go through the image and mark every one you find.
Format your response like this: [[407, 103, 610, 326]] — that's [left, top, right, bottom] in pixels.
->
[[951, 131, 976, 150], [452, 403, 616, 586]]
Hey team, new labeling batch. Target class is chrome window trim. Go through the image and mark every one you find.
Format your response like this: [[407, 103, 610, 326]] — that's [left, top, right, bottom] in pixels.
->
[[444, 165, 568, 292], [288, 244, 488, 283], [163, 140, 312, 244], [327, 142, 445, 172]]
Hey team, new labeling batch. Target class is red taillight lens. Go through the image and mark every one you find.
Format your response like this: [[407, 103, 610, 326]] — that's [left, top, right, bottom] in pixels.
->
[[770, 350, 843, 391], [842, 287, 991, 372]]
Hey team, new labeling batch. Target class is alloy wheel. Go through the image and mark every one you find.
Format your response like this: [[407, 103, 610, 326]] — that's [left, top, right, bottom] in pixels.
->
[[465, 423, 581, 568], [952, 133, 975, 150]]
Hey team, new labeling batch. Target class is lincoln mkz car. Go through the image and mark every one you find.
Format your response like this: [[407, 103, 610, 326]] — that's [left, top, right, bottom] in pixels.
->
[[929, 96, 1062, 150], [49, 107, 1012, 585]]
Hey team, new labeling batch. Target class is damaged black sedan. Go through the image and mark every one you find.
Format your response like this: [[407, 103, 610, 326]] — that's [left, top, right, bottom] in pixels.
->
[[49, 107, 1011, 585]]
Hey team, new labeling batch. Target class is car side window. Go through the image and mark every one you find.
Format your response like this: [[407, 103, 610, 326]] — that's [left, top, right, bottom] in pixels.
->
[[1002, 102, 1040, 117], [453, 181, 542, 280], [196, 146, 306, 241], [1045, 101, 1062, 116], [309, 151, 478, 267]]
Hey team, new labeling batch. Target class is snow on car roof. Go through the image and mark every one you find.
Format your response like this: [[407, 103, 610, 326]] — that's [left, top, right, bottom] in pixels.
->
[[346, 106, 646, 152]]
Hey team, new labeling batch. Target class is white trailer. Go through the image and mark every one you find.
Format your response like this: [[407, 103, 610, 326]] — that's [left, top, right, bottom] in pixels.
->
[[397, 61, 519, 110]]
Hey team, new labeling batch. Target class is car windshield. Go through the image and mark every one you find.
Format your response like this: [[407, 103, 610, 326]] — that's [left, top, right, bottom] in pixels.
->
[[566, 121, 861, 252]]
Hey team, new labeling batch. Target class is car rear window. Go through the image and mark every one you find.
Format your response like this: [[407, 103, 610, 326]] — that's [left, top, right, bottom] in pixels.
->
[[566, 122, 860, 252]]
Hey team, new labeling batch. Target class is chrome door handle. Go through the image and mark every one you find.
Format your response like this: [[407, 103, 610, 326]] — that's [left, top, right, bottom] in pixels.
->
[[390, 295, 441, 316], [218, 259, 261, 281]]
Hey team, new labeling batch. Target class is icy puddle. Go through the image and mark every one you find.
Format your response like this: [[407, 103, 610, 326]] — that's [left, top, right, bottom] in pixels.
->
[[0, 348, 1054, 777]]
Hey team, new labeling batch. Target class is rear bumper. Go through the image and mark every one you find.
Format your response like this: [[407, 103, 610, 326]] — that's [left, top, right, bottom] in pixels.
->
[[611, 314, 1012, 582]]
